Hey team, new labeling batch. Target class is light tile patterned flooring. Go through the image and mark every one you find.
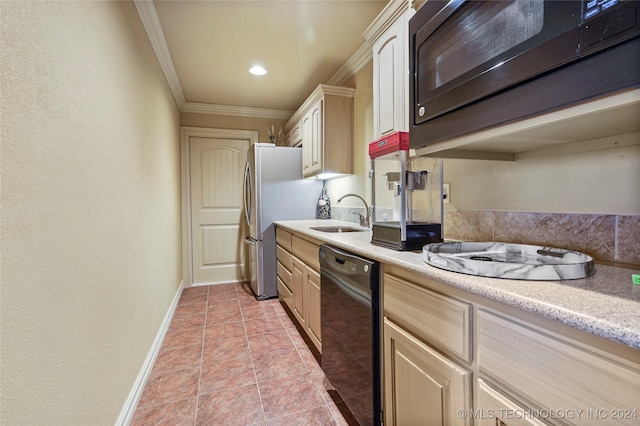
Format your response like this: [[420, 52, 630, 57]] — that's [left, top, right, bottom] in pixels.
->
[[131, 283, 348, 425]]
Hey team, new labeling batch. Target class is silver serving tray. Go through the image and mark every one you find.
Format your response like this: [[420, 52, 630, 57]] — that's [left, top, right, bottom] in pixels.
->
[[423, 242, 595, 280]]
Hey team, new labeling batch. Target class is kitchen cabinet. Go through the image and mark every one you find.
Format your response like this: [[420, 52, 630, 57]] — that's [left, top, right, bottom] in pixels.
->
[[383, 264, 640, 426], [275, 226, 322, 352], [275, 229, 293, 310], [291, 256, 306, 328], [476, 379, 547, 426], [384, 318, 471, 426], [284, 84, 355, 179], [291, 257, 321, 350], [273, 220, 639, 426], [364, 1, 415, 139], [291, 235, 322, 351], [383, 269, 472, 426], [301, 99, 322, 176], [476, 309, 640, 425], [284, 121, 301, 148]]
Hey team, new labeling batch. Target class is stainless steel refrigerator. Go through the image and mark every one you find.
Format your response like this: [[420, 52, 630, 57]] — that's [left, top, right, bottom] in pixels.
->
[[243, 143, 322, 300]]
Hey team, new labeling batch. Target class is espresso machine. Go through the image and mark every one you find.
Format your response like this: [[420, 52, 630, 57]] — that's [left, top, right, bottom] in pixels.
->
[[369, 132, 443, 250]]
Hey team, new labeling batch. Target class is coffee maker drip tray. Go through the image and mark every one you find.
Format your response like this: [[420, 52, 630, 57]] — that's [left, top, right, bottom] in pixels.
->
[[372, 222, 442, 251]]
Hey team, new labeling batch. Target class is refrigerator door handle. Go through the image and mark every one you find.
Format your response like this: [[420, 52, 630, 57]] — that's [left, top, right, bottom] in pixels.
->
[[244, 236, 257, 246], [243, 162, 252, 227]]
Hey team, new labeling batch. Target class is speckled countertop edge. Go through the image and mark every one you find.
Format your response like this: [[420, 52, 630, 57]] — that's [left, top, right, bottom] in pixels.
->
[[275, 219, 640, 349]]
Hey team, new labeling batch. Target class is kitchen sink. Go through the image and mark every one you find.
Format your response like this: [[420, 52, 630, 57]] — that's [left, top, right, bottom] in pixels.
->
[[310, 226, 367, 233], [423, 242, 595, 280]]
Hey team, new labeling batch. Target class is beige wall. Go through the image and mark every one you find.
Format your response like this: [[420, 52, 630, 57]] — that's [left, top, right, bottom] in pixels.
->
[[1, 2, 182, 424], [442, 142, 640, 215], [320, 60, 640, 218], [181, 112, 289, 144], [325, 62, 374, 206]]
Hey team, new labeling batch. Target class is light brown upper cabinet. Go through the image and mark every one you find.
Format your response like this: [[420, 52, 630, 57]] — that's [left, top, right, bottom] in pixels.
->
[[284, 84, 355, 179], [364, 1, 415, 139]]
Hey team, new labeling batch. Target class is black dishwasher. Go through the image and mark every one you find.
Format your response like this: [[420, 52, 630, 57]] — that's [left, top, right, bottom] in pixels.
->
[[319, 245, 381, 426]]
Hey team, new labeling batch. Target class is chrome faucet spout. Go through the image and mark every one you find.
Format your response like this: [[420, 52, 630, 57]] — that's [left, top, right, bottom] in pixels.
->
[[337, 193, 370, 228]]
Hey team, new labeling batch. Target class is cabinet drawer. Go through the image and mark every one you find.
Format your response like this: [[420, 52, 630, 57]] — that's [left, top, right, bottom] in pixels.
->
[[384, 273, 471, 361], [476, 379, 546, 426], [276, 244, 292, 271], [276, 260, 292, 292], [291, 235, 319, 271], [477, 310, 640, 420], [277, 276, 292, 311], [276, 228, 292, 251]]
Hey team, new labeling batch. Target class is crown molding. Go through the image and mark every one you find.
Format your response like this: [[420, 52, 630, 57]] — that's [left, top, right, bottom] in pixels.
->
[[363, 0, 411, 43], [182, 102, 294, 120], [135, 0, 369, 121], [133, 0, 186, 108], [327, 41, 373, 87]]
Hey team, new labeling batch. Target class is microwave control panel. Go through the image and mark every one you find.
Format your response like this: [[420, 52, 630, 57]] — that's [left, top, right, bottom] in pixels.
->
[[581, 0, 639, 51], [584, 0, 621, 20]]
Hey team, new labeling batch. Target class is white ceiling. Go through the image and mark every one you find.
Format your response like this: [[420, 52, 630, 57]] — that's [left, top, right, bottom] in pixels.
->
[[137, 0, 388, 118]]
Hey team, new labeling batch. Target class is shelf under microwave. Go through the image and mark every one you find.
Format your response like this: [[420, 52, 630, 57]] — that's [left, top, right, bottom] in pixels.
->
[[415, 88, 640, 161]]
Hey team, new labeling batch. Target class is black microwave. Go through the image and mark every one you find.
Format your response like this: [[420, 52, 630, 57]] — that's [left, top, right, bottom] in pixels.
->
[[409, 0, 640, 150]]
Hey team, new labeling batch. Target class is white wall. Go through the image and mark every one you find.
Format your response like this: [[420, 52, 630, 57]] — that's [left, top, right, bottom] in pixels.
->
[[1, 2, 182, 424]]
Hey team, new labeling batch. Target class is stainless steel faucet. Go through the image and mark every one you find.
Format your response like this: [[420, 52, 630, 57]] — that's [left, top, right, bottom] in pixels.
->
[[337, 193, 370, 228]]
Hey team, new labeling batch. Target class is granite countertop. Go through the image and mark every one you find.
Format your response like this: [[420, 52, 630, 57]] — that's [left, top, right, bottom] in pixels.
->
[[275, 219, 640, 350]]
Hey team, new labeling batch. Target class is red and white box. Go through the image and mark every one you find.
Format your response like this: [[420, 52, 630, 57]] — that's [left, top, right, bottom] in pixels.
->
[[368, 131, 409, 159]]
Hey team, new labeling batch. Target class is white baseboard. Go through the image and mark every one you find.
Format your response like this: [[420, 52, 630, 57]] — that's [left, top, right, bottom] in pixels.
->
[[115, 280, 184, 426]]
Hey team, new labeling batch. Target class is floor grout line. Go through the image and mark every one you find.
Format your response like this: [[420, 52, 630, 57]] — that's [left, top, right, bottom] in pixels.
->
[[238, 284, 269, 424], [133, 283, 345, 425], [192, 285, 209, 426]]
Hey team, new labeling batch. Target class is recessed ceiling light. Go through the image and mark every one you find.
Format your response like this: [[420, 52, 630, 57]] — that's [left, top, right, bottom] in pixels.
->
[[249, 65, 267, 76]]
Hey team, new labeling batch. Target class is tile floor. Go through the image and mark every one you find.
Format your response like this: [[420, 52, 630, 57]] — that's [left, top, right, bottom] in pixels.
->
[[131, 283, 348, 426]]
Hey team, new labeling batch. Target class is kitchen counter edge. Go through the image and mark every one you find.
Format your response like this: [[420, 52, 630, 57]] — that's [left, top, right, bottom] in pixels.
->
[[275, 219, 640, 350]]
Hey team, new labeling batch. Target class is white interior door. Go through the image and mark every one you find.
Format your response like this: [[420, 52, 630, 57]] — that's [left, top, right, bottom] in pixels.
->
[[189, 136, 249, 285]]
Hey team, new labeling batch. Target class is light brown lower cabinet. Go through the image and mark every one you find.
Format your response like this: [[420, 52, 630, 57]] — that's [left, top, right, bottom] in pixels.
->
[[276, 227, 322, 353], [276, 229, 293, 312], [476, 309, 640, 426], [291, 255, 322, 351], [305, 266, 321, 349], [384, 317, 472, 426], [382, 265, 640, 426], [291, 256, 306, 329], [476, 379, 547, 426]]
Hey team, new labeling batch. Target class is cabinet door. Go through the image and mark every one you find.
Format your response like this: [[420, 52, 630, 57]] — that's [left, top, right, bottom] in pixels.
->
[[372, 13, 411, 139], [384, 318, 471, 426], [301, 112, 313, 175], [373, 19, 401, 138], [291, 257, 306, 328], [291, 122, 302, 147], [305, 266, 322, 352], [309, 100, 322, 175], [302, 99, 323, 177], [476, 379, 546, 426]]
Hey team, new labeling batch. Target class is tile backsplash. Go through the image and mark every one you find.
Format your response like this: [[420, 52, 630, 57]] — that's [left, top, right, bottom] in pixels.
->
[[331, 206, 639, 266], [330, 205, 368, 224], [444, 210, 640, 267]]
